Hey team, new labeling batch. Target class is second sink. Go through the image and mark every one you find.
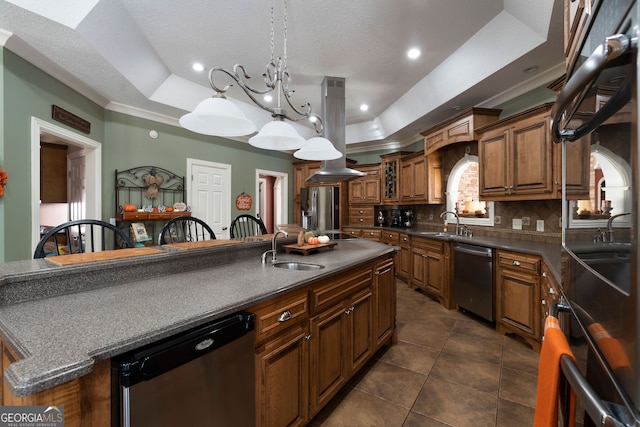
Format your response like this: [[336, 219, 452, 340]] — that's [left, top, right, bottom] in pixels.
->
[[273, 261, 325, 271]]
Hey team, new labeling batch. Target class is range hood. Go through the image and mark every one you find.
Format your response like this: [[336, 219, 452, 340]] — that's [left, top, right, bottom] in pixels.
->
[[305, 77, 366, 183]]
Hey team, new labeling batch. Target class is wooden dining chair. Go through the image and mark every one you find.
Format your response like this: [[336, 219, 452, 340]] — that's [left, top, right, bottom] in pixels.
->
[[34, 219, 134, 258], [158, 216, 216, 245], [229, 214, 268, 238]]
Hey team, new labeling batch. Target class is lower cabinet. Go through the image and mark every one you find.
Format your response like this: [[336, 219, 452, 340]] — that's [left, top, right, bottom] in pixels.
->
[[256, 323, 310, 427], [495, 250, 541, 351], [410, 237, 454, 309], [250, 255, 395, 426], [309, 286, 372, 416], [1, 340, 111, 426]]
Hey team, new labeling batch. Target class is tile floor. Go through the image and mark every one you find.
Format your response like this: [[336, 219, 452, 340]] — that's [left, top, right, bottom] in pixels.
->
[[309, 280, 540, 427]]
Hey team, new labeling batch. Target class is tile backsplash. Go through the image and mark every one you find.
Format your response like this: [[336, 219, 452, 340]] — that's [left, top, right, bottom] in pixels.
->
[[377, 200, 562, 243]]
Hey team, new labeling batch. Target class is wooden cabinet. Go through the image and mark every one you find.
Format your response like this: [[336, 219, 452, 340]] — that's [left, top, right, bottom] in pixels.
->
[[309, 268, 373, 416], [293, 161, 322, 199], [399, 151, 443, 204], [400, 151, 427, 203], [380, 152, 409, 205], [427, 152, 444, 204], [1, 337, 111, 426], [381, 230, 409, 281], [540, 263, 560, 335], [251, 289, 310, 427], [256, 323, 310, 427], [410, 237, 453, 309], [349, 206, 374, 226], [251, 256, 394, 425], [397, 233, 411, 281], [564, 0, 594, 67], [495, 250, 541, 351], [348, 164, 381, 204], [373, 258, 396, 349], [360, 228, 382, 241], [342, 227, 362, 238], [422, 107, 501, 155], [478, 103, 563, 201], [40, 142, 68, 203]]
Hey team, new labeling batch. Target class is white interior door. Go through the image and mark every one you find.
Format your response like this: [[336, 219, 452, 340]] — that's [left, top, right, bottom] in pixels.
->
[[187, 159, 231, 239], [68, 151, 86, 221]]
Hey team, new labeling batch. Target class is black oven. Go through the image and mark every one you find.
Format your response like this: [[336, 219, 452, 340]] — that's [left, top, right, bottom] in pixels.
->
[[552, 0, 639, 425]]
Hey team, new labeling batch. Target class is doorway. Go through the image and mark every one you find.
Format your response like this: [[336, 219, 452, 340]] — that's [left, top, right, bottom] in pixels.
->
[[31, 117, 101, 255], [187, 158, 231, 239], [256, 169, 288, 233]]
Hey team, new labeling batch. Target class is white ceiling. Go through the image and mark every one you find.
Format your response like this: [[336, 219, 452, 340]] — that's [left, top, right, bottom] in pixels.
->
[[0, 0, 565, 152]]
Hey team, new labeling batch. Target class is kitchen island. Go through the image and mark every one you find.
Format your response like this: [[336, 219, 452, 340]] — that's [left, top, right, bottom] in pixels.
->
[[0, 237, 396, 426]]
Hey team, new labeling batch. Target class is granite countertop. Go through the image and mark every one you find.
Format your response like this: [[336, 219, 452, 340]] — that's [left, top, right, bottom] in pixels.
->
[[349, 225, 562, 280], [0, 238, 395, 397]]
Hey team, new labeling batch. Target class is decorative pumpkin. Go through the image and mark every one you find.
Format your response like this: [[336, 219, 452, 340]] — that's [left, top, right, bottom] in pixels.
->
[[123, 204, 137, 212]]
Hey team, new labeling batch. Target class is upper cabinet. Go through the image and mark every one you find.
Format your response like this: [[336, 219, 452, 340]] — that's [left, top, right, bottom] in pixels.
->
[[40, 142, 68, 203], [422, 107, 501, 155], [477, 103, 589, 201], [399, 151, 443, 205], [564, 0, 594, 67], [400, 151, 427, 203], [348, 164, 381, 205], [380, 152, 410, 205]]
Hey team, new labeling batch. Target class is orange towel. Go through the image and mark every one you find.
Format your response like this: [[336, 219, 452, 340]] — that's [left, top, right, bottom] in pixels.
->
[[588, 323, 633, 377], [534, 316, 576, 427]]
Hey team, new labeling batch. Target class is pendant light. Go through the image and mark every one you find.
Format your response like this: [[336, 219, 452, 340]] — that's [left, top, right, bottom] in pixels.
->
[[178, 0, 341, 160]]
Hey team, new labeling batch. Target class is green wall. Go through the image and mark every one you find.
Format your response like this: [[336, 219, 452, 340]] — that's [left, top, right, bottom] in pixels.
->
[[2, 49, 105, 261], [1, 47, 294, 261], [102, 111, 294, 220], [0, 48, 4, 262]]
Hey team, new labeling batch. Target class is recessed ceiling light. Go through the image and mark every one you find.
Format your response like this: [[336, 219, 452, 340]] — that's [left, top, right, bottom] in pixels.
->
[[263, 94, 273, 103], [451, 105, 462, 111], [407, 48, 421, 60], [192, 62, 205, 72], [523, 65, 538, 73], [360, 104, 369, 111]]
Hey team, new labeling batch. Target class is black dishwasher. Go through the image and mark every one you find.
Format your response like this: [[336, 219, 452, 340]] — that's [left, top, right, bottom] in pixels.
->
[[112, 311, 255, 427], [453, 243, 494, 322]]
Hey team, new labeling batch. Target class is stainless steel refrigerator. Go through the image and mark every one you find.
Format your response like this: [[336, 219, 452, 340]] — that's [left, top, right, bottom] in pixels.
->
[[552, 0, 639, 424], [300, 186, 340, 231]]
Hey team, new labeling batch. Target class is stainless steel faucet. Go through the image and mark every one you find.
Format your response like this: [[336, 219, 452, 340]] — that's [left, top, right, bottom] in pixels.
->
[[606, 212, 630, 242], [440, 210, 460, 236], [261, 230, 288, 263]]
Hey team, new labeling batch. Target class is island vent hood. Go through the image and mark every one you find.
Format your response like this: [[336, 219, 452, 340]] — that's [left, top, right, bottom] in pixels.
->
[[305, 77, 366, 183]]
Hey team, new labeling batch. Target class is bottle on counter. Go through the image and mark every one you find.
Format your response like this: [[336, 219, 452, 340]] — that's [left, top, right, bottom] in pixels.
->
[[443, 222, 449, 233], [297, 230, 305, 246]]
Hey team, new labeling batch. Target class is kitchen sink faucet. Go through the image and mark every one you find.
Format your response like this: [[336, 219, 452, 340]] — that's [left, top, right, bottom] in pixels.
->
[[261, 230, 288, 263], [440, 211, 460, 236], [606, 212, 631, 242]]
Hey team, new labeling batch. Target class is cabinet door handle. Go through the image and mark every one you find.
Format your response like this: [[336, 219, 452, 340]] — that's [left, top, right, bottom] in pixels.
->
[[305, 334, 312, 341], [512, 260, 520, 266], [359, 218, 364, 222], [278, 310, 292, 322]]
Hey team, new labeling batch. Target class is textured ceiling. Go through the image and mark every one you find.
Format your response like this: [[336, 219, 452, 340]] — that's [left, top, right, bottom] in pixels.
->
[[0, 0, 564, 151]]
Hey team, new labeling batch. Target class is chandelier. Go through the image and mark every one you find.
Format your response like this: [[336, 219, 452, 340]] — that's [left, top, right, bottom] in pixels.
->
[[179, 0, 342, 161]]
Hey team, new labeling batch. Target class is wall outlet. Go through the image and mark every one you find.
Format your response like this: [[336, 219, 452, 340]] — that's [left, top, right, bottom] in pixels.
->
[[428, 213, 434, 221], [512, 218, 522, 230], [522, 216, 530, 226], [109, 217, 116, 226], [494, 215, 501, 225], [536, 220, 545, 232]]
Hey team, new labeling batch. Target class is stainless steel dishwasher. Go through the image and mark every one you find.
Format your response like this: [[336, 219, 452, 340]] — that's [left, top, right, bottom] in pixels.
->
[[453, 243, 494, 321], [112, 311, 255, 427]]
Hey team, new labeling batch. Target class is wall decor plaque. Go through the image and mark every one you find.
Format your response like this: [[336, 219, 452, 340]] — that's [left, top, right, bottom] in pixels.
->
[[52, 105, 91, 134]]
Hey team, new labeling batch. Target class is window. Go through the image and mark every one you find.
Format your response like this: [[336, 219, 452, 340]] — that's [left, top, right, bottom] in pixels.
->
[[568, 145, 631, 228], [446, 155, 494, 226]]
